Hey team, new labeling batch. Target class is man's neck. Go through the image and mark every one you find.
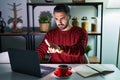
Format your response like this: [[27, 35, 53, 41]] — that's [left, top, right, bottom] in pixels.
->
[[62, 25, 73, 31]]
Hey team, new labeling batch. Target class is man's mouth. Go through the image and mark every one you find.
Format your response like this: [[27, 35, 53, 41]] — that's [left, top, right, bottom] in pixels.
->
[[58, 24, 64, 26]]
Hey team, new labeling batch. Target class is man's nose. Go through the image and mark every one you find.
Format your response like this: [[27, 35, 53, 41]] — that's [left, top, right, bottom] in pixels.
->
[[59, 19, 62, 24]]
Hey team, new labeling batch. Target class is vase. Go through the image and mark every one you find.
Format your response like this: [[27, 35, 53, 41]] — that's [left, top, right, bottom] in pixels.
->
[[39, 23, 50, 33]]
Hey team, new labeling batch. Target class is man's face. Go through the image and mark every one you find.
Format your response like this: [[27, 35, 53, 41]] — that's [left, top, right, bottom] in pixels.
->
[[54, 12, 70, 31]]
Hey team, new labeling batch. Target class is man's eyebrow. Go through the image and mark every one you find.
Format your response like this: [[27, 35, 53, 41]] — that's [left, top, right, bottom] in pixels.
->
[[54, 17, 57, 19], [55, 16, 65, 20]]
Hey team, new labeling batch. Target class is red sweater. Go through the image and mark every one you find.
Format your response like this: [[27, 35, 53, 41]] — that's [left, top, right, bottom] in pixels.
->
[[36, 26, 88, 63]]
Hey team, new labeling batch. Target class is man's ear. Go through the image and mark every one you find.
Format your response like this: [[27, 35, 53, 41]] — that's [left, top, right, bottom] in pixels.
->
[[68, 15, 71, 19]]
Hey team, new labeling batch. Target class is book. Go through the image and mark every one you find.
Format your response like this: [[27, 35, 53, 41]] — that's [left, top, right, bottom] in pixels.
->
[[73, 64, 114, 78]]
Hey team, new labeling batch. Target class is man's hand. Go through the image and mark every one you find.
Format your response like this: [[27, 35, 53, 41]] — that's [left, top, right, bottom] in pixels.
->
[[45, 39, 63, 54]]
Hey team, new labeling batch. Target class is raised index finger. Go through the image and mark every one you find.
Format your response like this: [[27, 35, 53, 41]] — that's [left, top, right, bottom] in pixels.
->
[[45, 39, 50, 47]]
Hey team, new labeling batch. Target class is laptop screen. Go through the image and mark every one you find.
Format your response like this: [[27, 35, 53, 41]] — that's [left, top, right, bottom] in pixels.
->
[[8, 48, 55, 77]]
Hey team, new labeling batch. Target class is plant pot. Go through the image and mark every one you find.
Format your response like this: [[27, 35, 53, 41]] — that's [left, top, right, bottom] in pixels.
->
[[39, 23, 50, 33]]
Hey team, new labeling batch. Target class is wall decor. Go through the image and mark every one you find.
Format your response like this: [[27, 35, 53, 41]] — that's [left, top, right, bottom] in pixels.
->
[[7, 3, 23, 33]]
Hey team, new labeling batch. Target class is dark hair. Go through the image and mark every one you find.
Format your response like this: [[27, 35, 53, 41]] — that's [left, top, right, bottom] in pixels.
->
[[53, 4, 70, 15]]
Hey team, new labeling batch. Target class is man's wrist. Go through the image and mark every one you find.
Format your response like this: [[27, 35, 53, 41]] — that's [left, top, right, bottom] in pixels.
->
[[57, 46, 64, 54], [58, 45, 63, 51]]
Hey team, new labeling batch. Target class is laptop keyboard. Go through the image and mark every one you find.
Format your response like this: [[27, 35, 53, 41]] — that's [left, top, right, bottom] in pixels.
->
[[40, 65, 55, 77]]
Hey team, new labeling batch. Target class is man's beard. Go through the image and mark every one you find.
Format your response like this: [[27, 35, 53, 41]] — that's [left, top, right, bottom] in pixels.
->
[[58, 24, 68, 30]]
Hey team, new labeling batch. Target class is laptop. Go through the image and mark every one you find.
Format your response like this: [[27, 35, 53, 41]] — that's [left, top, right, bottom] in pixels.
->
[[8, 48, 55, 77]]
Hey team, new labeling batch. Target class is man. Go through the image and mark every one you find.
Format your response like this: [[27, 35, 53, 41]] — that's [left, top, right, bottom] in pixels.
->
[[36, 4, 88, 63]]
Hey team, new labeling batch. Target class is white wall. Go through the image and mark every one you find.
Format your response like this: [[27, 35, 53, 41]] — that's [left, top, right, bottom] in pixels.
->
[[0, 0, 27, 27], [87, 0, 120, 68], [102, 9, 120, 64]]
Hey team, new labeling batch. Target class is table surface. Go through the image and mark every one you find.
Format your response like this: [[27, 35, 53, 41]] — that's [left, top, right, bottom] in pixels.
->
[[0, 63, 120, 80]]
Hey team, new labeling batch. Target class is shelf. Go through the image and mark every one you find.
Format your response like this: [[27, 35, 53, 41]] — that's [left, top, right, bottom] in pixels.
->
[[27, 2, 103, 6], [0, 32, 28, 36], [0, 31, 101, 36], [27, 32, 101, 36], [29, 32, 101, 35], [88, 32, 101, 35], [26, 2, 103, 64], [88, 56, 100, 64], [29, 32, 46, 35]]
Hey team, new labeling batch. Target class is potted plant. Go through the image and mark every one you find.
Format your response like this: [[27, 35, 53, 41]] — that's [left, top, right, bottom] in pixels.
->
[[38, 11, 52, 33], [39, 15, 51, 33], [85, 45, 92, 56]]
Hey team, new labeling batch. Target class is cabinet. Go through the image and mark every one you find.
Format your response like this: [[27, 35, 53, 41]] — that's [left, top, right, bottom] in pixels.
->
[[0, 32, 30, 51], [28, 2, 103, 63]]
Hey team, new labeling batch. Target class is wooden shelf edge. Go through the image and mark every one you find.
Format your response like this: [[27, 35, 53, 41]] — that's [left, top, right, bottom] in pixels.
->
[[88, 32, 101, 35], [27, 2, 103, 5], [88, 56, 100, 64], [0, 32, 28, 36]]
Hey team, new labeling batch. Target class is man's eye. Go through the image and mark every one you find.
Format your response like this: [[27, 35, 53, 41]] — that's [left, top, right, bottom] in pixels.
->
[[55, 18, 58, 20], [61, 18, 64, 20], [61, 17, 66, 20]]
